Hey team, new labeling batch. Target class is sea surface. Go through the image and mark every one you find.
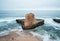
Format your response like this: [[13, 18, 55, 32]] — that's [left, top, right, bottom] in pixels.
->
[[0, 10, 60, 41], [0, 10, 60, 18]]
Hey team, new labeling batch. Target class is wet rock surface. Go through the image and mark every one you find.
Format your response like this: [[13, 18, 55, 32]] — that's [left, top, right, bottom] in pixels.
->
[[53, 19, 60, 23], [16, 19, 44, 30]]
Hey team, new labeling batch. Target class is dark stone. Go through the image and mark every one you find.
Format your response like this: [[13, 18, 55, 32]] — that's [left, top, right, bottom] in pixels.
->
[[53, 19, 60, 23], [16, 19, 44, 30], [12, 38, 14, 40]]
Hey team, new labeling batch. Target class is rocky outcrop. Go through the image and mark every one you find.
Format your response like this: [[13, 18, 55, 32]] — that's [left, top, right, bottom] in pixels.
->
[[16, 19, 44, 30], [53, 19, 60, 23]]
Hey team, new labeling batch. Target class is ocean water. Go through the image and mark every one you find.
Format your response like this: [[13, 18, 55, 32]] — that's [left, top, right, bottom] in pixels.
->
[[0, 10, 60, 41], [0, 10, 60, 18]]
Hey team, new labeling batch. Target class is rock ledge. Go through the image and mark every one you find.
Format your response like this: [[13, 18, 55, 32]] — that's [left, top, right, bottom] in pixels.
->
[[16, 19, 44, 30]]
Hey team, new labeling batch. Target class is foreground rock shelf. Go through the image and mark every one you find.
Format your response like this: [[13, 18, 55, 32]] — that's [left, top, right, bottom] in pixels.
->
[[0, 31, 42, 41], [53, 19, 60, 23], [16, 19, 44, 30]]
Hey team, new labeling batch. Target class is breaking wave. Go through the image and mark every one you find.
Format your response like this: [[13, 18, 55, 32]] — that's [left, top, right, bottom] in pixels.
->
[[0, 17, 60, 41]]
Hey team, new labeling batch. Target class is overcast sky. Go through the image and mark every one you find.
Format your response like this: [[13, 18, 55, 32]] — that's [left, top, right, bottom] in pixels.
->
[[0, 0, 60, 10]]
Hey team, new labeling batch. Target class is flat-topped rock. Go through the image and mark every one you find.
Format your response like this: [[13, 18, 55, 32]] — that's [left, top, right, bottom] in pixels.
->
[[53, 19, 60, 23], [16, 19, 44, 30]]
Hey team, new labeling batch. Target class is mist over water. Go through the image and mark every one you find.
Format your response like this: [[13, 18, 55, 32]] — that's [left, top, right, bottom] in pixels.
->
[[0, 0, 60, 41], [0, 10, 60, 41], [0, 17, 60, 41]]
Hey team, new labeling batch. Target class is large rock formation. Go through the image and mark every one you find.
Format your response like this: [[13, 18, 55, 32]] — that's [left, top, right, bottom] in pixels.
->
[[53, 19, 60, 23], [16, 19, 44, 30]]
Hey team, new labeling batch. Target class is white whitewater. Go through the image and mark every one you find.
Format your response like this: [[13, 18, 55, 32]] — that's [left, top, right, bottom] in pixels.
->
[[0, 17, 60, 41]]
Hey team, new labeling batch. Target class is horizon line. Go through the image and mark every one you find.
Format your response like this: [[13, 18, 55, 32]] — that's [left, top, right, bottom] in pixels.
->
[[0, 8, 60, 10]]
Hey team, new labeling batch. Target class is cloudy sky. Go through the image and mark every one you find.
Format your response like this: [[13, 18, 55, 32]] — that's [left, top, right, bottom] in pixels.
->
[[0, 0, 60, 10]]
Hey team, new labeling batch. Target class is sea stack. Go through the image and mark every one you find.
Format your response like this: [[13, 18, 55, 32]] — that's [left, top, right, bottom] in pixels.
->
[[16, 13, 44, 30]]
